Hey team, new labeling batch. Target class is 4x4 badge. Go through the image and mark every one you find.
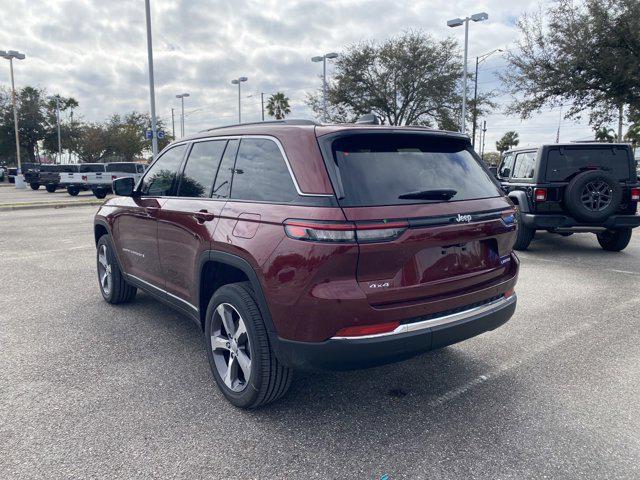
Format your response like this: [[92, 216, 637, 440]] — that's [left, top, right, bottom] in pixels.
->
[[455, 214, 472, 223]]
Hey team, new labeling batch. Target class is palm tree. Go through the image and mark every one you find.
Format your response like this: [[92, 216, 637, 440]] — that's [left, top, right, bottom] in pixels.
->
[[266, 92, 291, 120], [496, 131, 520, 153]]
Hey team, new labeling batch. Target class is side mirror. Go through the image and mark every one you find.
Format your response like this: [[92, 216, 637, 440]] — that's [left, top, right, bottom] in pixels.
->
[[113, 177, 136, 197], [488, 166, 498, 177]]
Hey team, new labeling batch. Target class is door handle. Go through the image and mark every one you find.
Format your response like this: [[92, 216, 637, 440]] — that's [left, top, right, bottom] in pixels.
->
[[194, 209, 216, 223]]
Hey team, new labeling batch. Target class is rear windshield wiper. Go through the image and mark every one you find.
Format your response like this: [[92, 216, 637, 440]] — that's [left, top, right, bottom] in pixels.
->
[[398, 189, 457, 200]]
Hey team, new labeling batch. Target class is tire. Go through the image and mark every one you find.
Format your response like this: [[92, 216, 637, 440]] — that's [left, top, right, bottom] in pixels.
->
[[205, 282, 292, 409], [67, 186, 80, 196], [45, 184, 57, 193], [564, 171, 622, 222], [94, 189, 107, 199], [96, 235, 137, 304], [596, 228, 632, 252], [513, 206, 534, 251], [30, 183, 40, 190]]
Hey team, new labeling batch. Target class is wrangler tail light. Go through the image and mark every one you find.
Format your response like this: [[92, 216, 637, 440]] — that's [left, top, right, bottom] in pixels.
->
[[284, 220, 408, 244], [631, 188, 640, 202], [334, 321, 400, 338], [81, 175, 87, 181], [112, 175, 117, 181], [534, 188, 547, 202]]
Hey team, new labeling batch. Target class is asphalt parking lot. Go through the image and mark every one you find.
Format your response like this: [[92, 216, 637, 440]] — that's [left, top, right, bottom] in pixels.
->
[[0, 182, 112, 208], [1, 206, 639, 479]]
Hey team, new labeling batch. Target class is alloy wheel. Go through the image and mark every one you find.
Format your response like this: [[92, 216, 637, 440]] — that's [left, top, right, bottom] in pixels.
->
[[211, 303, 252, 392], [580, 180, 612, 212], [97, 244, 112, 296]]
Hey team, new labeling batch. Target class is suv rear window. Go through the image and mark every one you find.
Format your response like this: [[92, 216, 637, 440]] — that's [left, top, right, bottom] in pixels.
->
[[328, 134, 501, 206], [79, 164, 106, 173], [546, 146, 631, 181], [106, 163, 138, 173]]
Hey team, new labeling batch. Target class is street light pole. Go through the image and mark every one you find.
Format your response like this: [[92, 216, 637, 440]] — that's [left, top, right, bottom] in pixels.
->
[[261, 92, 265, 121], [311, 52, 338, 123], [1, 50, 26, 188], [144, 0, 158, 159], [230, 77, 248, 123], [175, 93, 189, 137], [171, 108, 175, 139], [447, 12, 489, 134], [472, 48, 503, 148], [56, 96, 62, 164]]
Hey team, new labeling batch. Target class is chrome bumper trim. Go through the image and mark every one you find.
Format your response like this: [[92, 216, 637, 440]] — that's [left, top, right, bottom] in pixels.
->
[[331, 294, 517, 340]]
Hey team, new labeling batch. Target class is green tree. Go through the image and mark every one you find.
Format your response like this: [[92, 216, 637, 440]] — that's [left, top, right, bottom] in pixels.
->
[[502, 0, 640, 137], [42, 94, 80, 157], [266, 92, 291, 120], [482, 151, 502, 166], [306, 31, 463, 127], [594, 126, 618, 143], [496, 131, 520, 153], [71, 123, 112, 162]]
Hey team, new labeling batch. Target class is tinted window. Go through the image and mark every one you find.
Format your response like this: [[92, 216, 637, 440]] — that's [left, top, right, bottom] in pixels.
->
[[230, 138, 297, 202], [60, 165, 78, 173], [178, 140, 226, 198], [512, 152, 536, 179], [498, 153, 515, 178], [212, 140, 239, 199], [329, 134, 501, 207], [546, 146, 631, 181], [79, 164, 106, 173], [140, 145, 186, 196], [106, 163, 138, 173]]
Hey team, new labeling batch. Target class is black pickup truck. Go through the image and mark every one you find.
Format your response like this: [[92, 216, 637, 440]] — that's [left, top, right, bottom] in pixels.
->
[[496, 143, 639, 251]]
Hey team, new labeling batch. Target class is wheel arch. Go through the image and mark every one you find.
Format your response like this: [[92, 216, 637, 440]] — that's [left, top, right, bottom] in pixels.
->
[[508, 190, 530, 212], [197, 251, 277, 336]]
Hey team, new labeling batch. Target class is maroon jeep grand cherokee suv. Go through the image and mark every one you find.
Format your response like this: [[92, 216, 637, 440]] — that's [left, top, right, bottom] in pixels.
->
[[94, 120, 519, 408]]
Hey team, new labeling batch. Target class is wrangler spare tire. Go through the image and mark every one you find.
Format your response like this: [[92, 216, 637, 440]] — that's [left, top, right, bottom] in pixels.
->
[[564, 170, 621, 222]]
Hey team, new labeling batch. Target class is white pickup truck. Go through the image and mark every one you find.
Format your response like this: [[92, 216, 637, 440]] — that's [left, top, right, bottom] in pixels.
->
[[87, 162, 146, 198], [59, 163, 104, 196]]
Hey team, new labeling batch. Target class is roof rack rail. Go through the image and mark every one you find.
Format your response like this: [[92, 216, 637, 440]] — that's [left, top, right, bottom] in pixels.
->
[[202, 119, 320, 132]]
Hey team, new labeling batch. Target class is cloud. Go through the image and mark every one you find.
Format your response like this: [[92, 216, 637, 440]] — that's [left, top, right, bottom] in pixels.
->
[[0, 0, 595, 147]]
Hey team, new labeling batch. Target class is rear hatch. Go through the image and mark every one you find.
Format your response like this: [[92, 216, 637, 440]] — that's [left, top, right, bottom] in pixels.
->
[[319, 131, 516, 307]]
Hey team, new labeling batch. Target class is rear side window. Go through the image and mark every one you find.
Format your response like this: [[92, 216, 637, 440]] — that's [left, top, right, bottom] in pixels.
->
[[329, 134, 501, 207], [546, 146, 631, 181], [230, 138, 298, 203], [178, 140, 226, 198], [498, 153, 515, 178], [212, 140, 239, 199], [106, 163, 138, 173], [512, 152, 536, 179], [140, 145, 186, 196], [80, 164, 106, 173]]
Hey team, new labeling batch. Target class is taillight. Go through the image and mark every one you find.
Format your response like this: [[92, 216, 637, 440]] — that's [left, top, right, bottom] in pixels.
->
[[284, 220, 408, 243], [284, 221, 355, 243], [334, 321, 400, 338], [112, 175, 117, 181], [81, 175, 87, 181], [631, 188, 640, 202], [534, 188, 547, 202], [504, 288, 515, 298]]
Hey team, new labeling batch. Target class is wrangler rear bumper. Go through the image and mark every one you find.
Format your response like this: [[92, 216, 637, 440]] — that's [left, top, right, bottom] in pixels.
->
[[521, 213, 640, 230]]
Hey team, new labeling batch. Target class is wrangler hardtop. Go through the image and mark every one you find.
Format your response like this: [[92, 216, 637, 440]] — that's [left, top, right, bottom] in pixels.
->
[[498, 143, 639, 251]]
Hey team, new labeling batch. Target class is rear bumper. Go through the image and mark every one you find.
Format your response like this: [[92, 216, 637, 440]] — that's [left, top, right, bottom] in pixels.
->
[[272, 294, 517, 371], [522, 213, 640, 229]]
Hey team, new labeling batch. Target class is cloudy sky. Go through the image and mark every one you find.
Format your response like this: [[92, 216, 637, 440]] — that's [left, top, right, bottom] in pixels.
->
[[0, 0, 598, 150]]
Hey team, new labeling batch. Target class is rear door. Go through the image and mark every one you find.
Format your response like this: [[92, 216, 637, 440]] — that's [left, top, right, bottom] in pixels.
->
[[157, 139, 231, 306], [321, 132, 516, 306]]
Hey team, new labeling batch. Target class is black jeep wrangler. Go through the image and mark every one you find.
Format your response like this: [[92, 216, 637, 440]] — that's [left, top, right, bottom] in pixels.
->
[[497, 143, 639, 251]]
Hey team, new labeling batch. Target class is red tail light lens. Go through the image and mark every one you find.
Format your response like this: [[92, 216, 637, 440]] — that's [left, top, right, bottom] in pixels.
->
[[504, 288, 515, 298], [284, 220, 407, 243], [81, 175, 87, 181], [112, 175, 117, 181], [631, 188, 640, 202], [534, 188, 547, 202], [334, 321, 400, 338]]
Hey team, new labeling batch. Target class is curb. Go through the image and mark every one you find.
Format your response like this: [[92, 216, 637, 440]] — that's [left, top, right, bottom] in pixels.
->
[[0, 200, 105, 212]]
